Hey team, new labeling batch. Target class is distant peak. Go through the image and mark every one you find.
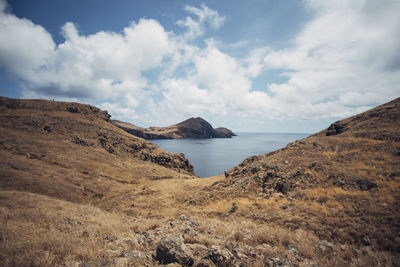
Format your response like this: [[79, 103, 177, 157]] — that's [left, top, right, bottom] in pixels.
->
[[179, 117, 208, 124]]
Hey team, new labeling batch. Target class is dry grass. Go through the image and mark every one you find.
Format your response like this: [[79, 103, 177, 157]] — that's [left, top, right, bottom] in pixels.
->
[[0, 191, 143, 266], [0, 97, 399, 266]]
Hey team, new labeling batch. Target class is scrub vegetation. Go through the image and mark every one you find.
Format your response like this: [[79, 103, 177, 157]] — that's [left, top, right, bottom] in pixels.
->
[[0, 96, 399, 266]]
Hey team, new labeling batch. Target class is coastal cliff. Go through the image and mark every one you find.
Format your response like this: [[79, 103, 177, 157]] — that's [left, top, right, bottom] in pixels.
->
[[112, 117, 236, 139]]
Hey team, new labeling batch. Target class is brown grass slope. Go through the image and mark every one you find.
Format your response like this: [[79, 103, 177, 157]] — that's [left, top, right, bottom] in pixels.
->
[[0, 96, 197, 210], [202, 97, 400, 264], [1, 96, 400, 266], [0, 97, 226, 266]]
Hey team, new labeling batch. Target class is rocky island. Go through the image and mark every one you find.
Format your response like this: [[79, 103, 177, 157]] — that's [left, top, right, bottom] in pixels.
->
[[112, 117, 236, 139], [0, 96, 399, 266]]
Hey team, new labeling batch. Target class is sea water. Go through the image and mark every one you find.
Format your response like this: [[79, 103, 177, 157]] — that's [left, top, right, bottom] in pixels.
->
[[151, 133, 309, 178]]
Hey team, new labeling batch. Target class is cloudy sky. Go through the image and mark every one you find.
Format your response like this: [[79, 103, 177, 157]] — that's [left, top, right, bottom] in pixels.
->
[[0, 0, 399, 133]]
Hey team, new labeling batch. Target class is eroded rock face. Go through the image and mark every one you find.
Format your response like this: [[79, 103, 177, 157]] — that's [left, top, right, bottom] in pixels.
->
[[326, 121, 347, 136], [155, 236, 194, 266]]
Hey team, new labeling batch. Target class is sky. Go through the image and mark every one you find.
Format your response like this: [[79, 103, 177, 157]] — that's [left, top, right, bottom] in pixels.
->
[[0, 0, 399, 133]]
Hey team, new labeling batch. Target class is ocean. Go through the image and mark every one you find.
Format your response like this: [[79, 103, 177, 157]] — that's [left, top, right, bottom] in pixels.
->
[[151, 133, 309, 177]]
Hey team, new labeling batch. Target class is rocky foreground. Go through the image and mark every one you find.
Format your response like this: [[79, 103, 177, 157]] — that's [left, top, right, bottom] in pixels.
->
[[112, 117, 236, 139], [0, 96, 399, 266]]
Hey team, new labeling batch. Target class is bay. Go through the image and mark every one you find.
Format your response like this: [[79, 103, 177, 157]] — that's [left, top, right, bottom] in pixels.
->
[[151, 132, 309, 177]]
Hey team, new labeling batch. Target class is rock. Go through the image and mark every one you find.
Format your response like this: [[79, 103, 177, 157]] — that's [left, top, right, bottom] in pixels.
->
[[111, 257, 129, 267], [274, 182, 290, 194], [196, 259, 213, 267], [203, 245, 235, 267], [267, 258, 292, 267], [66, 106, 79, 113], [228, 202, 238, 213], [286, 244, 299, 256], [135, 234, 147, 246], [361, 236, 371, 246], [214, 127, 236, 138], [120, 249, 142, 259], [317, 240, 333, 253], [232, 242, 256, 259], [43, 125, 52, 132], [73, 136, 90, 146], [326, 121, 347, 136], [155, 236, 194, 266], [352, 248, 361, 256], [187, 243, 208, 257], [357, 179, 377, 190], [179, 214, 189, 221], [251, 167, 259, 174], [105, 235, 117, 242], [241, 228, 251, 235]]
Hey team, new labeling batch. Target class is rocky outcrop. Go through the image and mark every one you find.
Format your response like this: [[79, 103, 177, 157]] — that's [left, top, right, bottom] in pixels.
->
[[112, 117, 236, 139], [214, 127, 236, 138], [207, 97, 400, 255], [2, 95, 400, 267], [326, 121, 347, 136], [155, 236, 194, 265], [0, 96, 195, 205], [204, 245, 235, 266]]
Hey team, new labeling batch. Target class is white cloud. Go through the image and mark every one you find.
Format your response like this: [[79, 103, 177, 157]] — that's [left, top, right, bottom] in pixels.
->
[[156, 40, 274, 118], [244, 47, 270, 78], [0, 0, 399, 131], [176, 4, 226, 39], [184, 4, 226, 30], [260, 0, 400, 119], [162, 78, 219, 114], [0, 3, 55, 77], [0, 0, 7, 11], [100, 102, 137, 120], [0, 8, 174, 111]]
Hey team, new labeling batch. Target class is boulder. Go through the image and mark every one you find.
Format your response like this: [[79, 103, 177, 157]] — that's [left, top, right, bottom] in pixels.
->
[[203, 245, 235, 267], [326, 121, 347, 136], [357, 179, 377, 190], [155, 236, 194, 266], [228, 202, 238, 213], [274, 182, 290, 194], [66, 106, 79, 113]]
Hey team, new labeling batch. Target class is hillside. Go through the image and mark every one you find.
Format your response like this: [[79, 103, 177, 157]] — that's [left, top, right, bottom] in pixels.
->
[[203, 97, 400, 264], [112, 117, 236, 139], [0, 96, 399, 266]]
